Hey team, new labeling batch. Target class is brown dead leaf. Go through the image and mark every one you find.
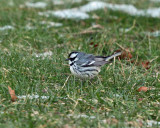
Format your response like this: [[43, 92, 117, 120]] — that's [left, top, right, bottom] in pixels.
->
[[141, 61, 150, 70], [137, 86, 148, 92], [119, 50, 132, 60], [8, 86, 18, 102], [89, 42, 99, 47], [114, 48, 132, 60]]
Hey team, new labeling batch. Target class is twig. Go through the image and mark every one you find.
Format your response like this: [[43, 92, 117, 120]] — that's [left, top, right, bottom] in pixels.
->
[[150, 56, 159, 63], [60, 75, 70, 90]]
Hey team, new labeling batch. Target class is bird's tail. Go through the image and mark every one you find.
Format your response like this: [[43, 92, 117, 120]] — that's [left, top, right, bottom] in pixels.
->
[[105, 52, 121, 62]]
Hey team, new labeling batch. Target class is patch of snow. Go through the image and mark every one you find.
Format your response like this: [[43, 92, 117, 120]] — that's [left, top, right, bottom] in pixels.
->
[[8, 0, 14, 6], [80, 1, 160, 18], [25, 2, 47, 8], [67, 114, 96, 119], [33, 51, 53, 59], [119, 28, 132, 33], [145, 30, 160, 37], [147, 120, 160, 127], [53, 0, 82, 5], [59, 97, 68, 100], [80, 1, 107, 12], [0, 25, 14, 31], [25, 24, 36, 30], [72, 0, 82, 3], [150, 0, 160, 2], [114, 94, 121, 97], [40, 21, 62, 28], [39, 1, 160, 20], [18, 95, 49, 100], [53, 0, 64, 5], [39, 9, 89, 19]]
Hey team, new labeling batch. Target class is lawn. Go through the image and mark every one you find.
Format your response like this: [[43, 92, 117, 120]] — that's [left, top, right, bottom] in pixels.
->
[[0, 0, 160, 127]]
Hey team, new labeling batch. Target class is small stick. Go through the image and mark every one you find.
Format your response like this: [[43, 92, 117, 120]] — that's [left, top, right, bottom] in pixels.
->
[[61, 75, 70, 90], [150, 56, 159, 63]]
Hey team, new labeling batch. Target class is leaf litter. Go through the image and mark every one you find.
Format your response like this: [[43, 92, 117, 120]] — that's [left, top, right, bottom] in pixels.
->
[[8, 86, 18, 102]]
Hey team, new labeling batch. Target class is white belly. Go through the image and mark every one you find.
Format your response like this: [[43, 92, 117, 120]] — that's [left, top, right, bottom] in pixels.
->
[[70, 65, 100, 78]]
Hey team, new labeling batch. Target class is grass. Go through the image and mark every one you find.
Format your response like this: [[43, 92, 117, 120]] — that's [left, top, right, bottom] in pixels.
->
[[0, 0, 160, 127]]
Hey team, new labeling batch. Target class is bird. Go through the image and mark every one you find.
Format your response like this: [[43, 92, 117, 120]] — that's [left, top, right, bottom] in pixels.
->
[[66, 51, 121, 78]]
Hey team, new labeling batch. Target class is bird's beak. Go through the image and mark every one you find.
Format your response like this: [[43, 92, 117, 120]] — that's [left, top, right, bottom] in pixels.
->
[[65, 58, 69, 61]]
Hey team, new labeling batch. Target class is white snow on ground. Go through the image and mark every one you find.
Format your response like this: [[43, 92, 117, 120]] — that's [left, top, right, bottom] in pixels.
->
[[80, 1, 160, 18], [147, 120, 160, 127], [52, 0, 64, 5], [0, 25, 14, 31], [52, 9, 89, 19], [119, 28, 133, 33], [150, 0, 160, 2], [39, 9, 89, 19], [18, 95, 49, 100], [80, 1, 107, 12], [71, 0, 82, 3], [8, 0, 14, 6], [25, 2, 47, 8], [67, 114, 96, 119], [53, 0, 82, 5], [40, 21, 63, 28], [33, 51, 53, 59], [25, 24, 36, 30], [145, 30, 160, 37], [39, 1, 160, 19], [17, 94, 70, 100]]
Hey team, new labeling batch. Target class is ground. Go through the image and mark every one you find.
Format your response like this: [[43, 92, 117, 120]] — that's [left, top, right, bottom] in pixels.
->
[[0, 0, 160, 127]]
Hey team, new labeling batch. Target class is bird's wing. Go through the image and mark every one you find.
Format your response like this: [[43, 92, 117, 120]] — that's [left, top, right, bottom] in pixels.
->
[[76, 54, 96, 67]]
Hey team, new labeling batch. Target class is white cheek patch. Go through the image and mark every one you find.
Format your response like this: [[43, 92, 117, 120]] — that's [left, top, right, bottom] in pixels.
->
[[70, 53, 78, 58], [74, 57, 79, 61], [69, 60, 72, 65]]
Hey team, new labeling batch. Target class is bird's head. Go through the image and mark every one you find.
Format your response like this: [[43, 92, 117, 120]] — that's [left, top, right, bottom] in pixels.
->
[[66, 51, 79, 62]]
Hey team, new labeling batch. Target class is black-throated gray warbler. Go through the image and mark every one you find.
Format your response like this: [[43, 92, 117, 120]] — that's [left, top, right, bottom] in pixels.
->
[[66, 51, 121, 78]]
